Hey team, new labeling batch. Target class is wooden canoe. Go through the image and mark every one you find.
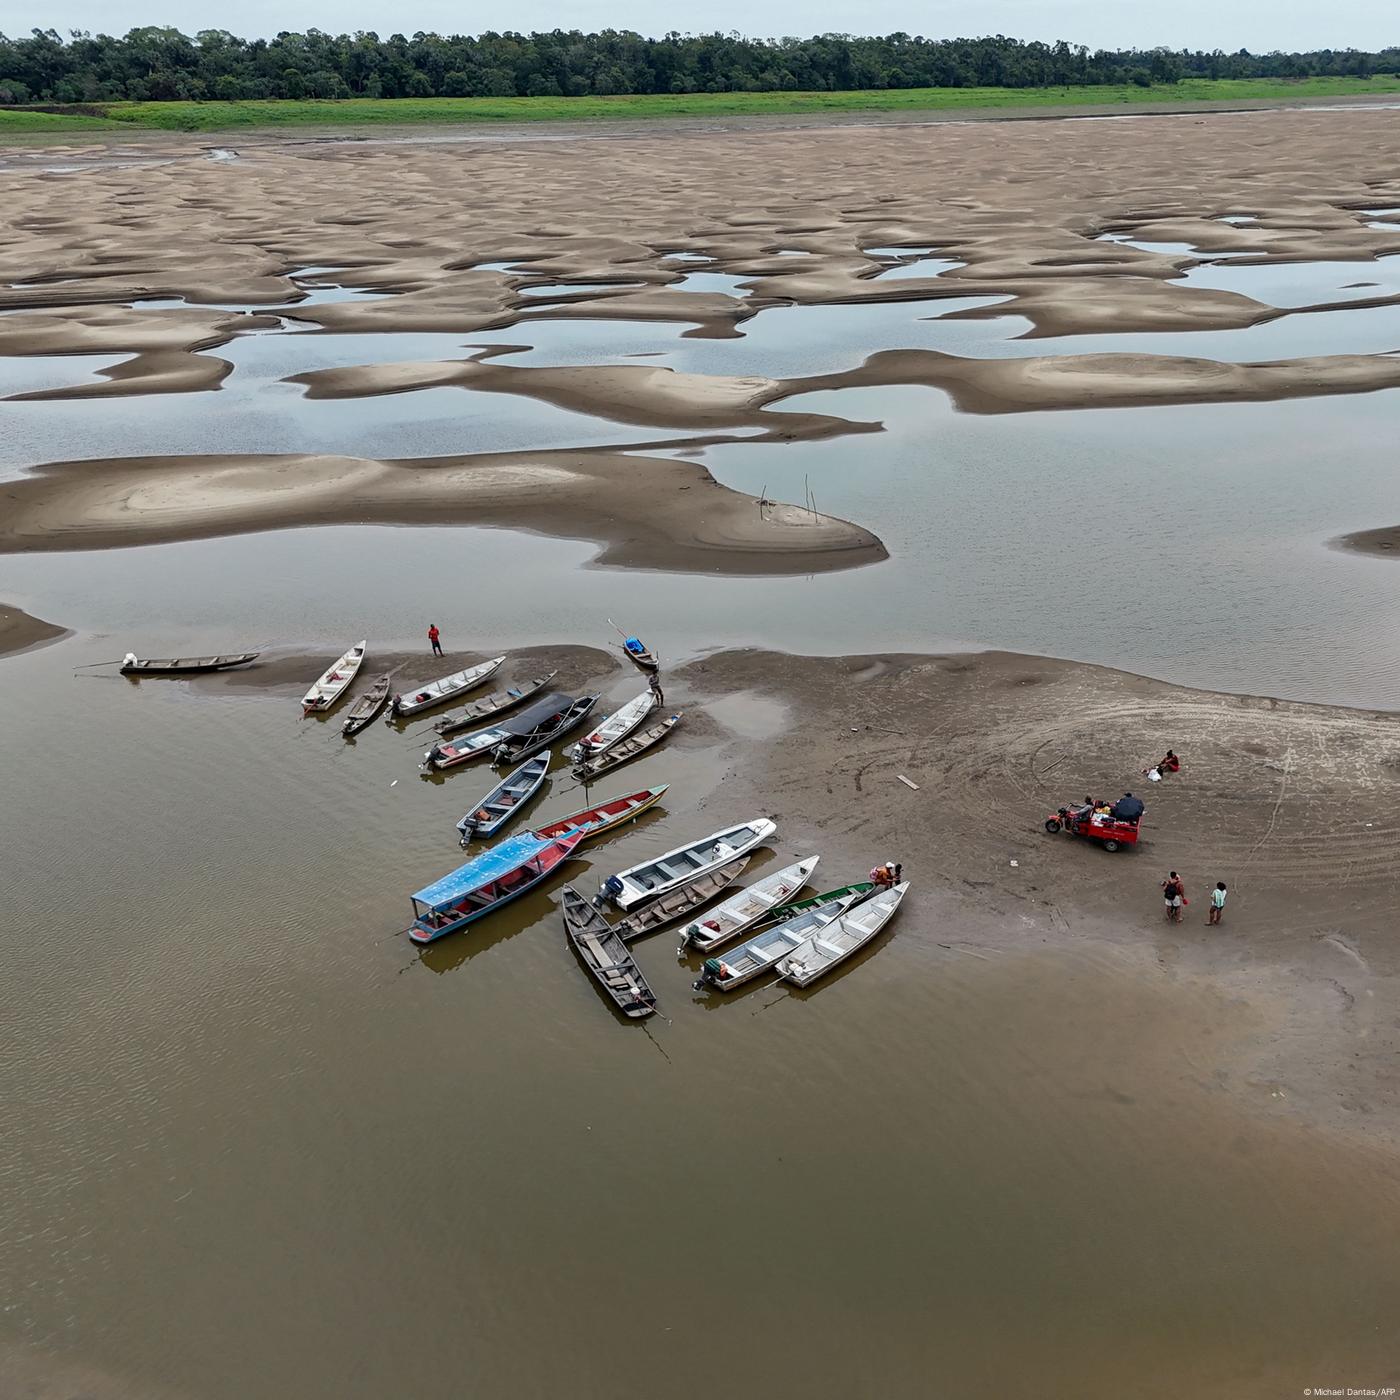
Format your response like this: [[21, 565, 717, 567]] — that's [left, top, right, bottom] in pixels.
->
[[612, 855, 751, 943], [567, 689, 656, 764], [433, 672, 558, 736], [389, 656, 505, 718], [760, 881, 876, 929], [455, 754, 550, 845], [694, 895, 861, 992], [777, 883, 908, 987], [342, 675, 391, 736], [573, 712, 681, 780], [490, 693, 597, 766], [302, 640, 366, 715], [561, 885, 656, 1019], [531, 786, 668, 845], [119, 652, 258, 675], [678, 856, 821, 954]]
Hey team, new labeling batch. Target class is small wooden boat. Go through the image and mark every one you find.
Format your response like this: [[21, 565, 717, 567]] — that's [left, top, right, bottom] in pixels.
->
[[424, 692, 575, 770], [566, 690, 656, 764], [407, 829, 583, 945], [341, 675, 391, 736], [531, 786, 668, 844], [598, 818, 776, 912], [389, 656, 505, 718], [562, 885, 657, 1019], [777, 882, 908, 987], [618, 636, 659, 672], [490, 692, 597, 766], [119, 652, 258, 675], [693, 894, 861, 992], [302, 640, 366, 715], [760, 881, 875, 929], [678, 856, 820, 954], [433, 672, 557, 737], [573, 713, 682, 780], [455, 754, 550, 845], [612, 855, 751, 942]]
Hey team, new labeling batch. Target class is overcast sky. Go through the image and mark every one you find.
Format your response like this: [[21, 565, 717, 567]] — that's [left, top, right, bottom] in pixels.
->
[[15, 0, 1397, 50]]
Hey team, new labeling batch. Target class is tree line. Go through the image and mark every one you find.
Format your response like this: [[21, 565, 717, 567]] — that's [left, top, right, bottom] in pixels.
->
[[2, 27, 1397, 105]]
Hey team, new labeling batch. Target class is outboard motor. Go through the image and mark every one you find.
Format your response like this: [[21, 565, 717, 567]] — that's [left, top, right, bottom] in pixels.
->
[[598, 874, 625, 907]]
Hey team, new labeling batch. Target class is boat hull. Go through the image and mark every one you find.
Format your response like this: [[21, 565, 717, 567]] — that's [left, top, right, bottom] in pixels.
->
[[409, 844, 574, 945], [531, 786, 668, 845], [120, 652, 259, 675]]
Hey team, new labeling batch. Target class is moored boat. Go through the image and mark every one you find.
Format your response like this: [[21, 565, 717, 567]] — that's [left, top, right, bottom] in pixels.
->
[[455, 754, 550, 845], [389, 656, 505, 718], [777, 882, 908, 987], [119, 651, 258, 675], [598, 818, 776, 912], [407, 829, 583, 945], [433, 672, 558, 736], [531, 786, 668, 844], [678, 855, 820, 954], [302, 640, 366, 715], [573, 713, 682, 780], [693, 894, 861, 992], [490, 692, 597, 766], [618, 637, 659, 672], [759, 881, 876, 929], [424, 693, 578, 771], [561, 885, 657, 1019], [342, 675, 391, 736], [613, 855, 751, 943], [566, 690, 656, 764]]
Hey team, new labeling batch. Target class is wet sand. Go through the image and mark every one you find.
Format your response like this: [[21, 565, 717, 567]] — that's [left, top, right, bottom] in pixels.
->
[[0, 600, 65, 657], [4, 105, 1400, 559], [1338, 522, 1400, 557]]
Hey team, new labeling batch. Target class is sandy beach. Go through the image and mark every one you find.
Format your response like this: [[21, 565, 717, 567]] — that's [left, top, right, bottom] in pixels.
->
[[0, 600, 66, 657], [3, 105, 1399, 559]]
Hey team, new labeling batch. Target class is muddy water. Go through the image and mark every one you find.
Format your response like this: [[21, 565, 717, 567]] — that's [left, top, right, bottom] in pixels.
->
[[4, 639, 1400, 1399], [7, 244, 1400, 1396]]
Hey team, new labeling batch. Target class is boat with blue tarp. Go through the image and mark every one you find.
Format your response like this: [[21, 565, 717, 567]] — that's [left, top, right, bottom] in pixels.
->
[[407, 829, 584, 945]]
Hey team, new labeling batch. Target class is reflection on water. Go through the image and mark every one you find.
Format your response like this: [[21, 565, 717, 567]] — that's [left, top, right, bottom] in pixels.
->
[[3, 637, 1400, 1398]]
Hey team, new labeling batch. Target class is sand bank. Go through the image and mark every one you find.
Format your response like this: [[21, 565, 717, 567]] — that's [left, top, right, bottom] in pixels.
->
[[0, 600, 66, 657], [694, 645, 1400, 1144], [1335, 523, 1400, 557], [0, 448, 884, 574]]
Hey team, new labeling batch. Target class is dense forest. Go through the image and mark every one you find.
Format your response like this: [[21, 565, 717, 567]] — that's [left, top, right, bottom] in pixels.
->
[[1, 27, 1397, 105]]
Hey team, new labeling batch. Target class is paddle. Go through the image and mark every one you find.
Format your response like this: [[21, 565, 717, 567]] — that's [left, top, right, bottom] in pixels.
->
[[72, 659, 124, 670]]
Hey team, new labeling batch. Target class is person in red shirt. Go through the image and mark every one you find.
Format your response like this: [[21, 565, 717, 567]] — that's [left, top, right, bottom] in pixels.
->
[[428, 623, 442, 657]]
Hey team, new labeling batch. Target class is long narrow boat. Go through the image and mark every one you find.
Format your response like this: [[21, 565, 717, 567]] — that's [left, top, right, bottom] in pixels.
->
[[566, 690, 656, 764], [598, 817, 776, 912], [677, 856, 820, 954], [119, 652, 258, 675], [433, 672, 557, 737], [693, 895, 861, 992], [455, 754, 550, 845], [341, 675, 391, 736], [302, 640, 366, 715], [776, 882, 908, 987], [424, 693, 576, 771], [759, 881, 875, 929], [490, 693, 597, 766], [531, 786, 668, 844], [573, 713, 682, 780], [407, 829, 583, 945], [614, 855, 751, 943], [561, 885, 657, 1019], [389, 656, 505, 719]]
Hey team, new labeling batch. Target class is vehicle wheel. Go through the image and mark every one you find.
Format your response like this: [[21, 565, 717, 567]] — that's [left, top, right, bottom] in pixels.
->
[[1044, 819, 1061, 834], [1102, 839, 1120, 853]]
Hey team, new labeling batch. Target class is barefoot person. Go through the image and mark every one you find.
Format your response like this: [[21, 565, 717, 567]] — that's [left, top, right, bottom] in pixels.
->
[[1207, 881, 1227, 925], [1161, 871, 1185, 923], [428, 623, 443, 657]]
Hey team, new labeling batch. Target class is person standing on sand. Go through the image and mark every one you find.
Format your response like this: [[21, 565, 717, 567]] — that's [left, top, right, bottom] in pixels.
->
[[648, 672, 664, 706], [428, 623, 442, 657], [1161, 871, 1185, 922], [1208, 882, 1227, 925]]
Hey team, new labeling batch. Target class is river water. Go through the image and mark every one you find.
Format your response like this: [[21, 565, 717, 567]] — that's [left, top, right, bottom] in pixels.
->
[[4, 235, 1400, 1397]]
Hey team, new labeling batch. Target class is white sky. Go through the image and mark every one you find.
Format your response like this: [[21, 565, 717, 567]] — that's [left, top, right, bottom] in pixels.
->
[[13, 0, 1396, 50]]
